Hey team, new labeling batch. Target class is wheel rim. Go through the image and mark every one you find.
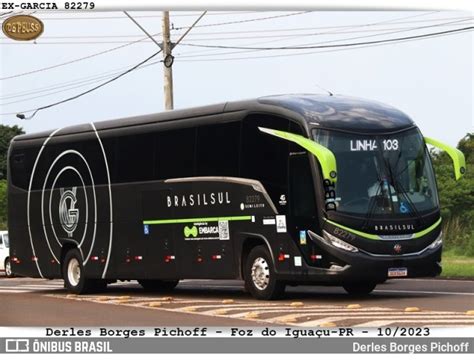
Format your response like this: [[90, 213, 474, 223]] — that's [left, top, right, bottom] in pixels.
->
[[251, 257, 270, 290], [5, 260, 11, 276], [67, 258, 81, 286]]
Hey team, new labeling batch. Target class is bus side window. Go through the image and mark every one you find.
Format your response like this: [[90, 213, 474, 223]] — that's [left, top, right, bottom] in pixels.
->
[[241, 115, 289, 212], [196, 122, 240, 177], [155, 127, 197, 180], [9, 151, 27, 190], [116, 133, 155, 183]]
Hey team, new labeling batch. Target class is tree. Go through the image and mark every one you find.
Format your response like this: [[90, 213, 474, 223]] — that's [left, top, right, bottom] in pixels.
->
[[431, 133, 474, 254], [0, 125, 24, 229], [0, 180, 6, 229], [0, 125, 24, 179]]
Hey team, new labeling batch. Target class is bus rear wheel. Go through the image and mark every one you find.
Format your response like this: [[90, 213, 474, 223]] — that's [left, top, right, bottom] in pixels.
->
[[5, 258, 14, 278], [63, 249, 104, 294], [244, 245, 285, 300], [343, 282, 377, 295], [138, 279, 179, 292]]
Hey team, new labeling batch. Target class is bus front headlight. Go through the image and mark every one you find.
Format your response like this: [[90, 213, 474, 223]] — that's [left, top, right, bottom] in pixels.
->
[[323, 231, 359, 253], [428, 232, 443, 250]]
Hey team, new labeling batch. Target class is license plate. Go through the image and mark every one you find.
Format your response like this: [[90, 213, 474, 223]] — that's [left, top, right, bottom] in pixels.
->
[[388, 267, 408, 277]]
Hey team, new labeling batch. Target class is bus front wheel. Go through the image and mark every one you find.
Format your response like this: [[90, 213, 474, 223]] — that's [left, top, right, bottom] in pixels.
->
[[244, 245, 285, 300], [63, 249, 104, 294], [343, 282, 377, 295]]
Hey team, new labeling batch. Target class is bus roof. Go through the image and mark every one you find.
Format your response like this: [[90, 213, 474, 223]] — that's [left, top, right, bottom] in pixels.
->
[[255, 94, 415, 133], [14, 94, 415, 141]]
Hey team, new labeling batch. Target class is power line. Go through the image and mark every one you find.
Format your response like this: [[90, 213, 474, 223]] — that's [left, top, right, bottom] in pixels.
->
[[20, 14, 468, 39], [0, 61, 161, 105], [9, 12, 207, 118], [175, 26, 474, 63], [3, 20, 471, 107], [168, 12, 469, 58], [171, 18, 472, 59], [33, 11, 258, 20], [2, 16, 471, 102], [0, 13, 466, 80], [0, 33, 159, 81], [0, 11, 309, 80], [175, 18, 473, 60], [179, 26, 474, 51], [3, 20, 472, 45], [13, 50, 162, 119], [172, 11, 312, 30], [1, 12, 469, 103]]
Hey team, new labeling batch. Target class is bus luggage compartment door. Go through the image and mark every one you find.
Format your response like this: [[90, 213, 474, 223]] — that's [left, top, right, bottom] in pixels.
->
[[142, 189, 179, 280], [177, 219, 235, 279]]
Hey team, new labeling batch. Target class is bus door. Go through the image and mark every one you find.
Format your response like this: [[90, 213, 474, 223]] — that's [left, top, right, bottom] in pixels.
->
[[288, 152, 320, 264], [142, 188, 179, 280]]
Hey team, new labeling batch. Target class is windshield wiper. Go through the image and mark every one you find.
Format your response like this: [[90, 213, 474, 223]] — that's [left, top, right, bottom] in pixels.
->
[[382, 152, 422, 224], [361, 153, 385, 231]]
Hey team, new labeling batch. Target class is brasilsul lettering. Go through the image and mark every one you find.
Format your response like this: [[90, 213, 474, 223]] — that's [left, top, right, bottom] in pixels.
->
[[167, 192, 231, 207]]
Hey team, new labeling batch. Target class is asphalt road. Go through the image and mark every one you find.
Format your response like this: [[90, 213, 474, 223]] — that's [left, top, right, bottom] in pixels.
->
[[0, 276, 473, 327]]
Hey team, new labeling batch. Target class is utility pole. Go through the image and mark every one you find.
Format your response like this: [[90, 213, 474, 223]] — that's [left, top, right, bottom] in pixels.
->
[[162, 11, 174, 110]]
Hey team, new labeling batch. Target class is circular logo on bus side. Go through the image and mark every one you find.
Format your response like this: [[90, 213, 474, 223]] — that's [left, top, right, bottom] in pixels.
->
[[2, 15, 44, 41], [59, 187, 80, 238]]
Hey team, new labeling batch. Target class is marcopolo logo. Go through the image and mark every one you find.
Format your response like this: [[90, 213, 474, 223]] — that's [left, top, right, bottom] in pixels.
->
[[59, 187, 80, 237], [2, 15, 44, 41], [183, 225, 198, 238]]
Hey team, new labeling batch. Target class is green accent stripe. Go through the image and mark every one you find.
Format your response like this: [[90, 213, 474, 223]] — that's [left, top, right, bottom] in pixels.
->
[[258, 127, 337, 181], [325, 218, 442, 240], [143, 215, 252, 225], [425, 137, 466, 181], [325, 219, 380, 240], [413, 218, 442, 238]]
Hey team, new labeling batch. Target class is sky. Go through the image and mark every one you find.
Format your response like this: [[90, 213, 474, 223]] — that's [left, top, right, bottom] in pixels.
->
[[0, 10, 472, 146]]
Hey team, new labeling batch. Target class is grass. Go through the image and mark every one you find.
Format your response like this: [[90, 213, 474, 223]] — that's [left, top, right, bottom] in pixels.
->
[[441, 250, 474, 278]]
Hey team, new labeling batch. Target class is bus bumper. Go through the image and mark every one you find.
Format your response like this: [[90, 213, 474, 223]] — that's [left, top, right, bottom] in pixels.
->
[[278, 243, 442, 285]]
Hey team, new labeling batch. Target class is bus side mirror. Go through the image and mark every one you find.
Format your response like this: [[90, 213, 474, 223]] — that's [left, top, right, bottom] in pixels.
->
[[258, 127, 338, 183], [424, 137, 466, 181]]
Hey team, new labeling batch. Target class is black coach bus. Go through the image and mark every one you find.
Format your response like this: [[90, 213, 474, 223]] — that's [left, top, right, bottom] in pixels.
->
[[7, 94, 466, 299]]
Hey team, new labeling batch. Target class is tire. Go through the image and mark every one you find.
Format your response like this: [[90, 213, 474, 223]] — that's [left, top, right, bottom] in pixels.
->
[[138, 279, 179, 292], [244, 245, 285, 300], [63, 248, 102, 294], [5, 258, 14, 278], [343, 282, 377, 295]]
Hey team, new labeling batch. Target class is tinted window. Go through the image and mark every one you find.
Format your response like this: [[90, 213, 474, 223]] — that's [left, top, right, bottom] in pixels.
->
[[196, 122, 240, 177], [116, 133, 155, 183], [241, 115, 289, 210], [10, 151, 28, 189], [156, 127, 196, 179], [289, 154, 316, 217]]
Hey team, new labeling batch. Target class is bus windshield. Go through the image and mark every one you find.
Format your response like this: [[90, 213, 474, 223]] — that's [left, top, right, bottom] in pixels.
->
[[313, 128, 439, 217]]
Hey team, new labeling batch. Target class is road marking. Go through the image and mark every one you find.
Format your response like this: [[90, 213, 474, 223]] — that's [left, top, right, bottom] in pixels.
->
[[355, 319, 474, 327], [374, 289, 474, 296], [0, 280, 63, 293], [18, 284, 63, 289], [391, 278, 474, 283], [0, 288, 33, 293], [5, 278, 474, 327], [296, 314, 474, 327], [48, 293, 474, 328]]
